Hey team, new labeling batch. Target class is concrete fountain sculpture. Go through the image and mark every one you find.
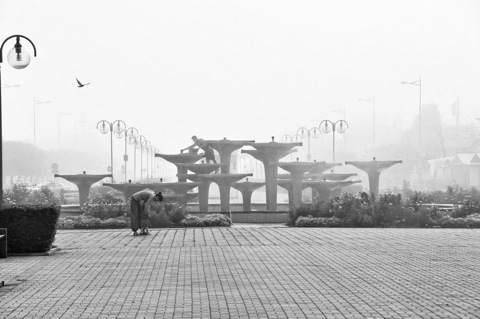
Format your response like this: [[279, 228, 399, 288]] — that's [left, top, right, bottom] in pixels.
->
[[276, 159, 326, 209], [231, 178, 266, 211], [55, 172, 112, 206], [242, 137, 302, 211], [202, 138, 255, 173], [345, 157, 402, 199], [154, 152, 205, 182]]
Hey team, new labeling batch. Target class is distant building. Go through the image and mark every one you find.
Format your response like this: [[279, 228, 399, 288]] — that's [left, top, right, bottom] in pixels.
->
[[427, 153, 480, 189]]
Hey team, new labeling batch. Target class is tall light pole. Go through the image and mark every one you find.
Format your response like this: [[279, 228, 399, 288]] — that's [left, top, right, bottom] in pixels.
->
[[401, 77, 422, 144], [359, 97, 375, 148], [96, 120, 126, 182], [134, 135, 146, 181], [0, 35, 37, 202], [120, 127, 138, 182], [34, 99, 51, 146], [297, 127, 320, 161], [128, 133, 139, 182], [319, 120, 349, 163], [143, 140, 151, 179]]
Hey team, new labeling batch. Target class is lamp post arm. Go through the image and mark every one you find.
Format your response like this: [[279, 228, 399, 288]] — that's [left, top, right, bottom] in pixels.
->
[[419, 77, 422, 143], [0, 35, 37, 63]]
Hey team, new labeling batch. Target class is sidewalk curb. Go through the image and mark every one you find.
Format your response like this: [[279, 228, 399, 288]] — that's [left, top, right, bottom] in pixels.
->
[[8, 247, 61, 257]]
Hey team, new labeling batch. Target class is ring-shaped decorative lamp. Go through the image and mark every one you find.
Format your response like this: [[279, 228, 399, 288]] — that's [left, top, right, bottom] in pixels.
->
[[337, 120, 348, 134], [320, 120, 332, 134], [97, 120, 110, 134]]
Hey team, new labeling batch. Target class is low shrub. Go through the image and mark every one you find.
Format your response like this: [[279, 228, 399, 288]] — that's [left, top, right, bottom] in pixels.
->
[[466, 213, 480, 227], [295, 216, 345, 227], [0, 204, 60, 253], [148, 202, 186, 227], [81, 194, 127, 220], [180, 214, 232, 227], [433, 213, 480, 228], [57, 215, 129, 229]]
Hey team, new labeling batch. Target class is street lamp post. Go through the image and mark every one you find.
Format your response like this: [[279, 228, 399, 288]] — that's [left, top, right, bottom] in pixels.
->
[[401, 77, 422, 144], [143, 140, 151, 179], [34, 99, 51, 146], [134, 135, 146, 181], [0, 35, 37, 202], [319, 120, 349, 163], [359, 97, 375, 148], [96, 120, 126, 182], [297, 127, 320, 161], [120, 127, 138, 182]]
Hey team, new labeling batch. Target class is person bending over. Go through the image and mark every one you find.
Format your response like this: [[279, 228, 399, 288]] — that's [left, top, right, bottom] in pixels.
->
[[130, 189, 163, 236]]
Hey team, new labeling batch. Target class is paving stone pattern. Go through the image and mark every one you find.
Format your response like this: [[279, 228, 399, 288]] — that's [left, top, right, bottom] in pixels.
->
[[1, 227, 480, 318]]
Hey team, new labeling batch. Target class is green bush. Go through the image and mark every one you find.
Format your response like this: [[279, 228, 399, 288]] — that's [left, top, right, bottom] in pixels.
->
[[0, 204, 60, 253], [149, 211, 172, 228], [180, 214, 232, 227], [148, 201, 187, 227], [57, 215, 129, 229], [81, 193, 127, 220], [295, 216, 345, 227], [434, 216, 468, 228], [293, 187, 480, 228], [3, 183, 62, 205]]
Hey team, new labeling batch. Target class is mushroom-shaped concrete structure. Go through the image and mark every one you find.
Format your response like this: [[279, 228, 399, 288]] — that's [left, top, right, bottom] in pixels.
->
[[176, 163, 223, 212], [102, 182, 173, 201], [177, 163, 224, 175], [197, 173, 253, 211], [55, 173, 112, 206], [307, 162, 343, 174], [158, 182, 202, 206], [303, 180, 361, 201], [203, 139, 255, 174], [345, 158, 402, 199], [277, 178, 310, 208], [178, 174, 212, 212], [243, 139, 301, 211], [276, 160, 326, 209], [305, 172, 358, 181], [231, 178, 266, 211], [154, 153, 205, 182]]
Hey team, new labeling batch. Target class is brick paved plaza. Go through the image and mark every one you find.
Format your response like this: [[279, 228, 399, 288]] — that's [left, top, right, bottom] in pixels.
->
[[1, 226, 480, 318]]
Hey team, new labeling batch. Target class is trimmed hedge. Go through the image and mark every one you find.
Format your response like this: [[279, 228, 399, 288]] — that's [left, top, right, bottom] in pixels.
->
[[57, 215, 129, 229], [180, 214, 232, 227], [0, 205, 60, 253]]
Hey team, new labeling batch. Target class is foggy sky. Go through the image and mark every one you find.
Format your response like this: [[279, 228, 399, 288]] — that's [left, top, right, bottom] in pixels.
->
[[1, 0, 480, 179]]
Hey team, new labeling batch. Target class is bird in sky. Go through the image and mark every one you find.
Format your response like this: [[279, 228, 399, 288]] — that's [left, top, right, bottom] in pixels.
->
[[76, 78, 90, 87]]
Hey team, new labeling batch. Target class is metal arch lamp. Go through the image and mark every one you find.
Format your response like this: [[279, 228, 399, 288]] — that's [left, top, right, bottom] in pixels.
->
[[0, 35, 37, 202], [296, 127, 321, 161], [319, 119, 349, 164], [96, 119, 127, 183]]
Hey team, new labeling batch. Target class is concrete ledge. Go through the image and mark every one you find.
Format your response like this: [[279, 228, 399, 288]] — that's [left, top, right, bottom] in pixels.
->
[[8, 247, 61, 257]]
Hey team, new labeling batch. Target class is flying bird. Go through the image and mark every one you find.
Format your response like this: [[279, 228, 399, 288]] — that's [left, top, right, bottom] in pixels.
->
[[76, 78, 90, 87]]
